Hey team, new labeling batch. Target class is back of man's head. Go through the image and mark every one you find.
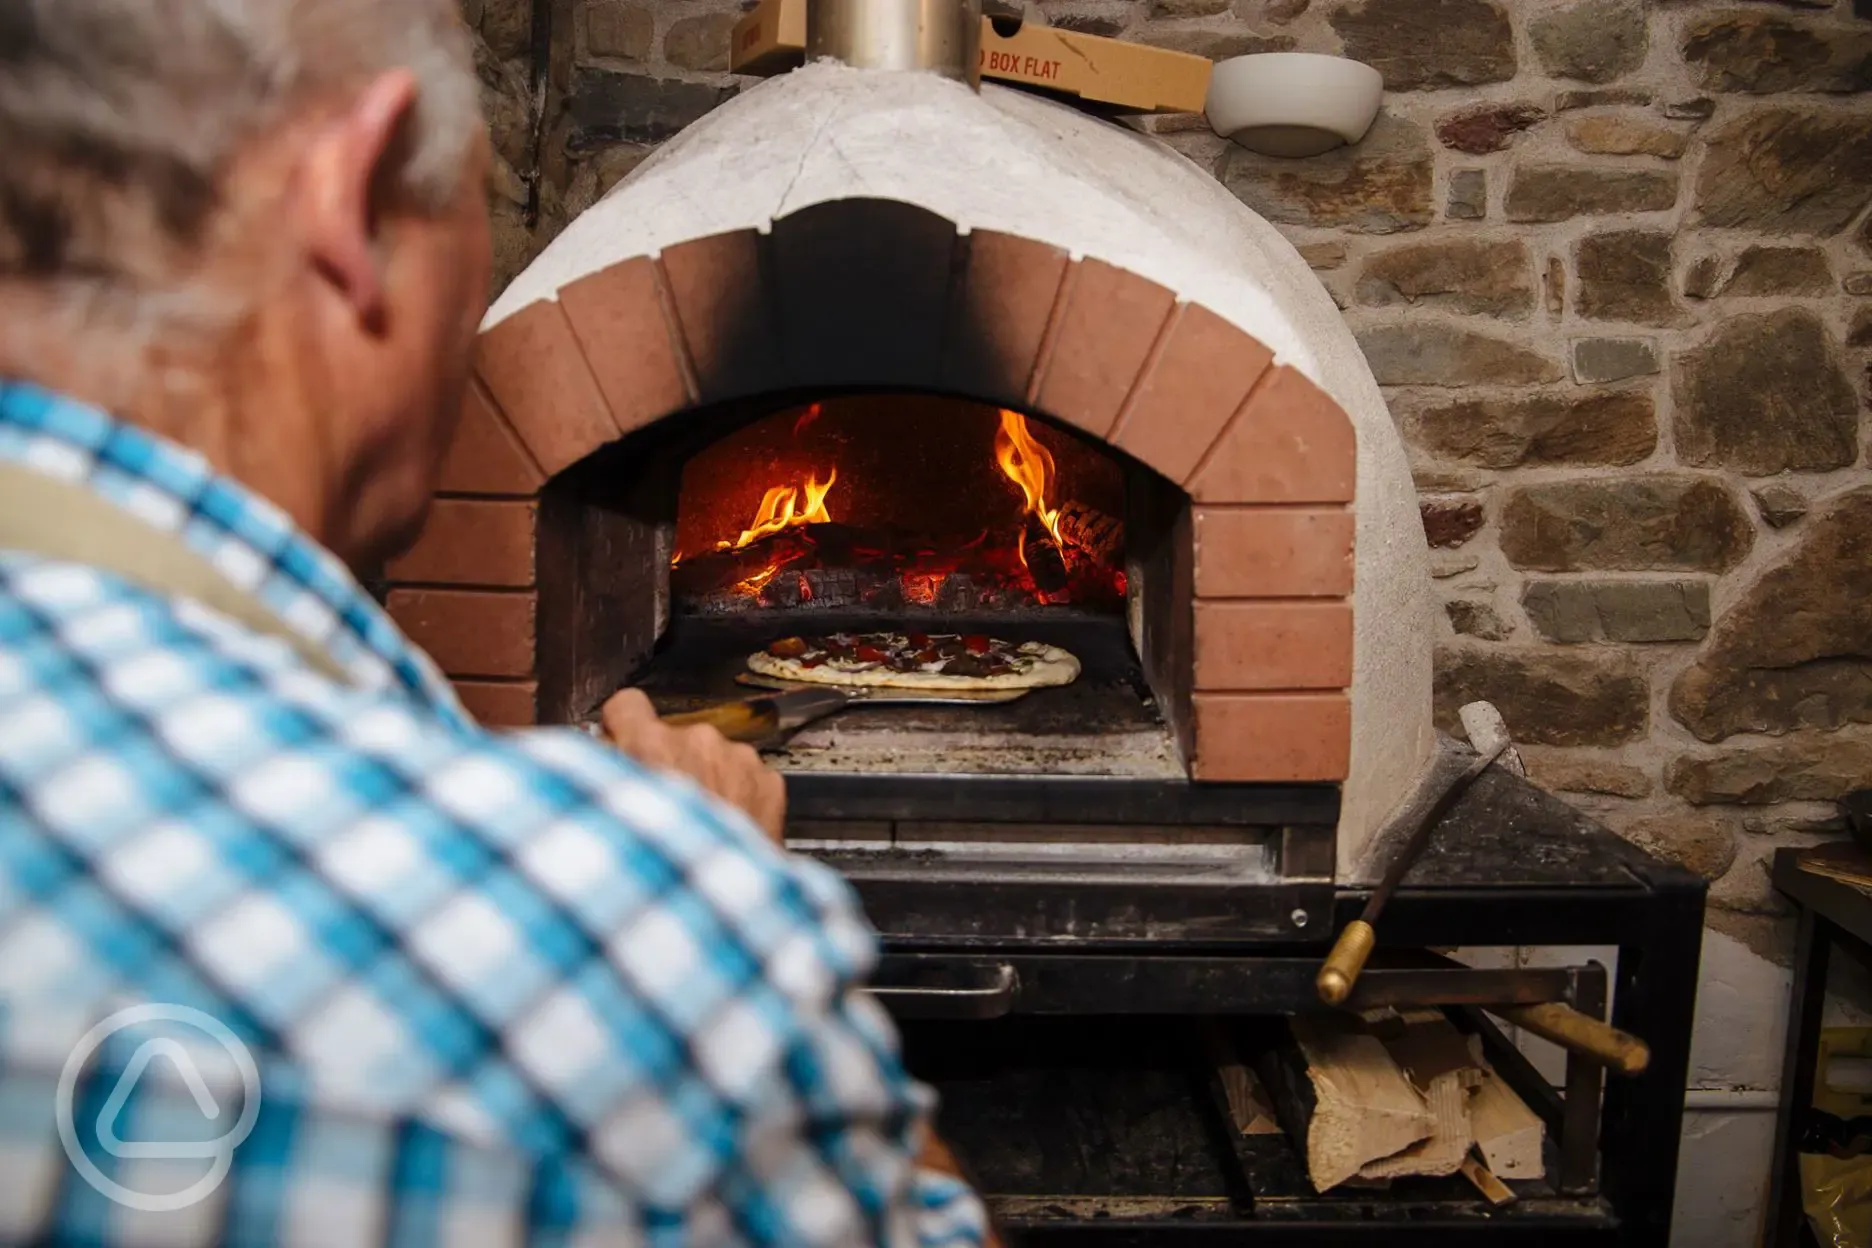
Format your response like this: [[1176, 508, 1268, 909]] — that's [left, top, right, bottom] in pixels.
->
[[0, 0, 479, 330]]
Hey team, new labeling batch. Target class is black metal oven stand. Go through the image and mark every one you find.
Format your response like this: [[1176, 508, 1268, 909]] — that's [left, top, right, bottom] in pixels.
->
[[794, 766, 1707, 1247]]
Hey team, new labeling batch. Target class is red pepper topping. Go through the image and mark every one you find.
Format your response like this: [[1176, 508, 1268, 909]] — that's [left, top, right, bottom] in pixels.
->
[[907, 632, 931, 648], [963, 634, 992, 654], [854, 644, 889, 663]]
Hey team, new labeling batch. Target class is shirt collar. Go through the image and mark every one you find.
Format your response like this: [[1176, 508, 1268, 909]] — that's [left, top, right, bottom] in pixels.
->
[[0, 379, 470, 726]]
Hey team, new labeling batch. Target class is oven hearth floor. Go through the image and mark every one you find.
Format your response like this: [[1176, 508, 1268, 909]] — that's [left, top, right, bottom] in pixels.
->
[[632, 615, 1182, 778]]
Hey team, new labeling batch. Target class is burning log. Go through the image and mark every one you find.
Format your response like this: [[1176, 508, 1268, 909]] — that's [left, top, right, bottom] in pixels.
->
[[1022, 514, 1070, 595], [1056, 500, 1122, 564]]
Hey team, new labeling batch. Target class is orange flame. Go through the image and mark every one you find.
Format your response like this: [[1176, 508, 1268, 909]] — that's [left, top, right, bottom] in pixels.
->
[[730, 467, 836, 550], [994, 411, 1062, 575]]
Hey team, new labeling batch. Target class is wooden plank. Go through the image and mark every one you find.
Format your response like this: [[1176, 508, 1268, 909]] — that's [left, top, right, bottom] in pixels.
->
[[1471, 1047, 1547, 1181], [1286, 1015, 1435, 1191], [1364, 1012, 1482, 1180]]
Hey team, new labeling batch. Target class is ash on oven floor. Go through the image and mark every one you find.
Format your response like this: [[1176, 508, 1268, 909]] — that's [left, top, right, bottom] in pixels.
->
[[630, 615, 1184, 778]]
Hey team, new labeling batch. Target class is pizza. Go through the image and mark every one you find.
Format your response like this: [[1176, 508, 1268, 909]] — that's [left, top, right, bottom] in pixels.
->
[[747, 631, 1080, 691]]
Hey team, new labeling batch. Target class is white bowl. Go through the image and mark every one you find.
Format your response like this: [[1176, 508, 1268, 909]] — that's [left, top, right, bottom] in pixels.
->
[[1205, 53, 1384, 158]]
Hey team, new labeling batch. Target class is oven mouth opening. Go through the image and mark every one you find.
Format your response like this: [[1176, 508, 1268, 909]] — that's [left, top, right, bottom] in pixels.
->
[[670, 394, 1128, 619], [539, 388, 1198, 784]]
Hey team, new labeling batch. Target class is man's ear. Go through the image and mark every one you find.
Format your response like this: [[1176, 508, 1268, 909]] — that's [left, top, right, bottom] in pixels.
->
[[302, 70, 421, 330]]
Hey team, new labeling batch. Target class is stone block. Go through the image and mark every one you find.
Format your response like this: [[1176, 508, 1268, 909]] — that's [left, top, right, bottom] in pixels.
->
[[1571, 337, 1658, 383], [1153, 0, 1230, 13], [1682, 255, 1724, 300], [1420, 496, 1485, 548], [1221, 114, 1434, 233], [664, 13, 737, 72], [1618, 814, 1739, 880], [1399, 390, 1656, 468], [586, 2, 653, 60], [1519, 748, 1653, 798], [1720, 245, 1834, 296], [1446, 599, 1512, 640], [1447, 169, 1486, 220], [1566, 115, 1689, 159], [1435, 103, 1545, 154], [1666, 734, 1872, 804], [1330, 0, 1516, 90], [1358, 324, 1562, 385], [1751, 483, 1809, 528], [480, 0, 532, 60], [1671, 488, 1872, 741], [1506, 166, 1679, 222], [1664, 97, 1717, 121], [1435, 647, 1650, 746], [1354, 238, 1532, 316], [1500, 476, 1753, 572], [1673, 309, 1859, 474], [1845, 272, 1872, 296], [1848, 307, 1872, 347], [1575, 230, 1690, 326], [1530, 0, 1648, 83], [1298, 241, 1348, 269], [1522, 579, 1712, 643], [1694, 109, 1872, 234], [1683, 13, 1872, 94]]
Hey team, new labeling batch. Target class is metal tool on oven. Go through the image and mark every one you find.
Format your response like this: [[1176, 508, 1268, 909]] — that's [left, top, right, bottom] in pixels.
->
[[659, 674, 1030, 744], [1317, 712, 1653, 1077]]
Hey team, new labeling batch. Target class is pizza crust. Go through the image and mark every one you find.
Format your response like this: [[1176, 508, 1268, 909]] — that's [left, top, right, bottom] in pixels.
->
[[747, 635, 1080, 692]]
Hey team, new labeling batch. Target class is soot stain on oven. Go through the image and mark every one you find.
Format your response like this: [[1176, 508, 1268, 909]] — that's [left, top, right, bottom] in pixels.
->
[[537, 390, 1195, 780]]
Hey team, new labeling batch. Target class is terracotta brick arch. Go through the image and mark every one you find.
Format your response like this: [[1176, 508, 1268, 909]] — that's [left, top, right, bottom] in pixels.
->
[[386, 199, 1358, 783]]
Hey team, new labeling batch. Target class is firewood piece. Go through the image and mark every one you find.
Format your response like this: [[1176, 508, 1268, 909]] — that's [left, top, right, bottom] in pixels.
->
[[1470, 1056, 1546, 1181], [1202, 1023, 1284, 1136], [1056, 501, 1122, 563], [1460, 1155, 1518, 1207], [1361, 1013, 1482, 1181], [1255, 1015, 1435, 1193], [1022, 514, 1069, 594]]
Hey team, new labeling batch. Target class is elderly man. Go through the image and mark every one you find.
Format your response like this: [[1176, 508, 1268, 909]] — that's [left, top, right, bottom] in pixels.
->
[[0, 0, 988, 1242]]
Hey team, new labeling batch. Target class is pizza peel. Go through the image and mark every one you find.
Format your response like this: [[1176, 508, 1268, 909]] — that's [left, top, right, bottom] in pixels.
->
[[659, 673, 1029, 745]]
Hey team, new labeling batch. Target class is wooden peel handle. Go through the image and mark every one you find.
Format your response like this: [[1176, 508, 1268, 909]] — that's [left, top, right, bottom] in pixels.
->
[[660, 699, 781, 744], [1495, 1002, 1651, 1077]]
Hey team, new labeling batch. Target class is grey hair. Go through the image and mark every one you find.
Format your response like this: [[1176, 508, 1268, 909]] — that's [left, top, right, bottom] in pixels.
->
[[0, 0, 481, 327]]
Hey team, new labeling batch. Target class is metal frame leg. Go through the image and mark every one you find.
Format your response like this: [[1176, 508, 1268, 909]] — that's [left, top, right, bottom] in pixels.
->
[[1558, 967, 1608, 1196], [1764, 907, 1831, 1248], [1602, 877, 1704, 1247]]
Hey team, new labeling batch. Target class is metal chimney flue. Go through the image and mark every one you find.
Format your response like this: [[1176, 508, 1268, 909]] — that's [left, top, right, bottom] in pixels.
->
[[807, 0, 983, 89]]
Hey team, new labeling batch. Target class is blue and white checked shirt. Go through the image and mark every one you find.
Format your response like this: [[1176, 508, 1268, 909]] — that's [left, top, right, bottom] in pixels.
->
[[0, 381, 987, 1246]]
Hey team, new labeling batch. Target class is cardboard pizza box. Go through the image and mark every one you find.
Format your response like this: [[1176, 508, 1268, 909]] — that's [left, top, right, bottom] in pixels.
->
[[730, 0, 1211, 116]]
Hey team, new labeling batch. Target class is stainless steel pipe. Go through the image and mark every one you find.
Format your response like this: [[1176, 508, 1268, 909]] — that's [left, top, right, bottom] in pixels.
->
[[806, 0, 983, 88]]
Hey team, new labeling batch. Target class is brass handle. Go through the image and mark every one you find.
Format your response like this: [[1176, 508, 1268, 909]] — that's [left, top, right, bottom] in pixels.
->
[[1316, 919, 1376, 1006], [1495, 1002, 1650, 1077], [661, 699, 781, 743]]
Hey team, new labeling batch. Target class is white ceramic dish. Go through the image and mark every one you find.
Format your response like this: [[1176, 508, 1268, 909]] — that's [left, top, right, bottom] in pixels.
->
[[1205, 52, 1383, 158]]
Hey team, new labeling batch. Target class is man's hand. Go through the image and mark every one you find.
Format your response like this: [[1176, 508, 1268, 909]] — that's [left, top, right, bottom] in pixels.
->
[[600, 689, 787, 843]]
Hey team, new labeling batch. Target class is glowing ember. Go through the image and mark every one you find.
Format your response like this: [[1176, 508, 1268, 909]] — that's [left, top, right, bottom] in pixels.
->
[[727, 467, 836, 550]]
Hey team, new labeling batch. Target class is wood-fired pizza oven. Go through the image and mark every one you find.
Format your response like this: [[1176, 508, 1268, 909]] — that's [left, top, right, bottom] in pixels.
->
[[381, 62, 1439, 884]]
